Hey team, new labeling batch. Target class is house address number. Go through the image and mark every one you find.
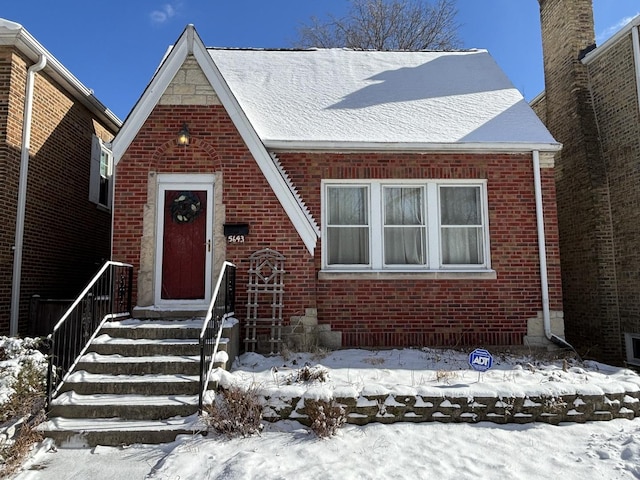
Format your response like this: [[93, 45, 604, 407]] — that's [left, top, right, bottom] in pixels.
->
[[227, 235, 245, 243]]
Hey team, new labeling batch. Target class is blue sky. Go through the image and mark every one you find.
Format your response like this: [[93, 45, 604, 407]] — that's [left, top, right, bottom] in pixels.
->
[[2, 1, 638, 121]]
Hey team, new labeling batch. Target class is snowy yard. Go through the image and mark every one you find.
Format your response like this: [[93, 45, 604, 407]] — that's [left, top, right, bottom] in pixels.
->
[[5, 341, 640, 479]]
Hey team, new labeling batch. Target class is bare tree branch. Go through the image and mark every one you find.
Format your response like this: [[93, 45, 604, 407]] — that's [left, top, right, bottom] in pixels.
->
[[296, 0, 461, 51]]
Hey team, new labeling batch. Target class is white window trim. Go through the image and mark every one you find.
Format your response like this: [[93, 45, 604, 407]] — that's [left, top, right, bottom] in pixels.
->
[[89, 134, 113, 210], [625, 333, 640, 367], [321, 179, 492, 273]]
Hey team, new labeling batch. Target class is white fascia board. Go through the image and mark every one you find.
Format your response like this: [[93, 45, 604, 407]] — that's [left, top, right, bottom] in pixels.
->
[[266, 140, 563, 154], [191, 35, 319, 254], [0, 20, 121, 131], [112, 37, 189, 162]]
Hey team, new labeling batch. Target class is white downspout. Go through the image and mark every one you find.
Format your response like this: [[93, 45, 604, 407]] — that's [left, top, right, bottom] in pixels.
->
[[10, 54, 47, 336], [532, 151, 552, 339], [533, 150, 573, 349], [632, 26, 640, 115]]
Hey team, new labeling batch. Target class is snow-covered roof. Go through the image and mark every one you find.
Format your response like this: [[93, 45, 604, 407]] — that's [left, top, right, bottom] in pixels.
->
[[208, 48, 560, 151]]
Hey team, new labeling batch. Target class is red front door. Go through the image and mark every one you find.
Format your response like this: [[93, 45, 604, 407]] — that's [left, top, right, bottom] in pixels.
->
[[161, 190, 207, 300]]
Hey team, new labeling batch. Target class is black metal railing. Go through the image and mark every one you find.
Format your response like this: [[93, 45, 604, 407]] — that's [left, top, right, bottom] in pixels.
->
[[199, 261, 236, 411], [46, 261, 133, 407]]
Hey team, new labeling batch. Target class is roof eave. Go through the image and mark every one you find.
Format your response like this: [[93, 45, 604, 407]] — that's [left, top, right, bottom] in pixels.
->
[[0, 20, 121, 131], [582, 14, 640, 64], [266, 140, 563, 154]]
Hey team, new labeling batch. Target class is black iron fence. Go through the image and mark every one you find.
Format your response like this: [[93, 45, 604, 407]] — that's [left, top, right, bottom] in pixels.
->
[[199, 261, 236, 411], [46, 261, 133, 407]]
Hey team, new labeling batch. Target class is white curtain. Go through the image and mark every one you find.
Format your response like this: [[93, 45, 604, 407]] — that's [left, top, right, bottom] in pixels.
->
[[440, 187, 483, 265], [327, 187, 369, 264], [383, 187, 425, 265]]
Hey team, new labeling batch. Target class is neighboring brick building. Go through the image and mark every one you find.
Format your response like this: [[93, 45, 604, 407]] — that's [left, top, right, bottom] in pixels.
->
[[533, 0, 640, 365], [112, 25, 564, 351], [0, 19, 121, 336]]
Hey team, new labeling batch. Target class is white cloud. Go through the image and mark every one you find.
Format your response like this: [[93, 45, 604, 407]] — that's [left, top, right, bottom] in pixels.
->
[[150, 3, 178, 25], [596, 14, 639, 44]]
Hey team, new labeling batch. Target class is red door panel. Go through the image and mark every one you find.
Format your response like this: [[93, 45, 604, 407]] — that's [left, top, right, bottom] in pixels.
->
[[161, 190, 207, 300]]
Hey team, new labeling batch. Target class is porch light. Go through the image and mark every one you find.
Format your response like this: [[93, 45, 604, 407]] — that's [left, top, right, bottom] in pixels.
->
[[177, 123, 190, 146]]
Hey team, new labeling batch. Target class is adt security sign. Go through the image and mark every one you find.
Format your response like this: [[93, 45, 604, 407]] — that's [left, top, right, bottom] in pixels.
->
[[468, 348, 493, 372]]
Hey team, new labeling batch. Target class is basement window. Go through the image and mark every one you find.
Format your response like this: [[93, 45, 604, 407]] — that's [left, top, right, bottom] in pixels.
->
[[625, 333, 640, 366]]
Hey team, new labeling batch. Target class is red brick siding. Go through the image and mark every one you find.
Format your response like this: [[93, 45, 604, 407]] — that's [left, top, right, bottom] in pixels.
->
[[279, 151, 562, 347], [114, 103, 562, 348], [0, 48, 116, 335], [112, 105, 316, 318]]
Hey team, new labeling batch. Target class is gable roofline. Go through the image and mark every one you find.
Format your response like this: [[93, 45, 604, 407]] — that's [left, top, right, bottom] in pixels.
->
[[0, 19, 121, 131], [112, 25, 319, 255]]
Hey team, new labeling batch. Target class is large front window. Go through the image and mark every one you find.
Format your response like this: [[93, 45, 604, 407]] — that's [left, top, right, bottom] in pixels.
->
[[323, 181, 489, 270]]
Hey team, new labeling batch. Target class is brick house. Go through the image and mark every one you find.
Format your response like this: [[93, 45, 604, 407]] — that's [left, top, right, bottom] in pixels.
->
[[0, 19, 121, 336], [112, 25, 564, 351], [532, 0, 640, 366]]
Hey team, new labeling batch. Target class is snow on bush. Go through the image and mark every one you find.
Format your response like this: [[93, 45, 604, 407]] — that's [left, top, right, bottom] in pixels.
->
[[0, 337, 47, 421]]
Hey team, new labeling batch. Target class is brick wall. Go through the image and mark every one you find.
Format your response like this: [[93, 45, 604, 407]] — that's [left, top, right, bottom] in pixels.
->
[[114, 101, 562, 348], [113, 105, 317, 321], [279, 151, 562, 347], [0, 47, 116, 335], [538, 0, 635, 364], [584, 30, 640, 357]]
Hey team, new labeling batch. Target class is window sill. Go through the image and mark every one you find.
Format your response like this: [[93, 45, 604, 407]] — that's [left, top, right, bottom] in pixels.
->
[[95, 203, 112, 213], [318, 270, 497, 281]]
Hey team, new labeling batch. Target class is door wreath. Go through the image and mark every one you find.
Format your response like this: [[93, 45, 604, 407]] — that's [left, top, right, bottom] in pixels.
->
[[171, 191, 202, 223]]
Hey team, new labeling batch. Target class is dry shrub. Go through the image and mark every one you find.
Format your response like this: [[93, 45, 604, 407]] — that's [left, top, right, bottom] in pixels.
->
[[286, 364, 328, 384], [203, 386, 263, 438], [303, 399, 346, 438], [0, 339, 46, 478], [0, 359, 46, 423], [435, 370, 458, 384], [0, 411, 45, 477]]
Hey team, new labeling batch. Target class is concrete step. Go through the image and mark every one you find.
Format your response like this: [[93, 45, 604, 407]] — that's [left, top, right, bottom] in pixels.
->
[[76, 352, 201, 375], [49, 392, 198, 420], [39, 414, 205, 447], [88, 335, 200, 356], [59, 371, 200, 395], [100, 318, 203, 339], [44, 316, 240, 446]]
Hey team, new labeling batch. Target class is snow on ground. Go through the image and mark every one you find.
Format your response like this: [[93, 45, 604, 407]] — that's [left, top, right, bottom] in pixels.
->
[[213, 348, 640, 401], [7, 345, 640, 479]]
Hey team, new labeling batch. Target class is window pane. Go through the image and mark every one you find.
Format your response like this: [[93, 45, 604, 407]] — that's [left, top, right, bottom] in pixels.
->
[[327, 186, 369, 265], [441, 227, 483, 264], [384, 227, 425, 264], [440, 187, 481, 225], [383, 187, 425, 265], [328, 187, 367, 225], [384, 187, 423, 225], [100, 150, 109, 178], [327, 227, 369, 264]]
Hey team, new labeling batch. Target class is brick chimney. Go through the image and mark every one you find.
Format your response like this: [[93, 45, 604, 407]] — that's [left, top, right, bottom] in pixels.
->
[[537, 0, 621, 362]]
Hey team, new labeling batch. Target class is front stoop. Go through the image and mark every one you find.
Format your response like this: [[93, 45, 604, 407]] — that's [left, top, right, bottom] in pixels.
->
[[40, 317, 238, 447]]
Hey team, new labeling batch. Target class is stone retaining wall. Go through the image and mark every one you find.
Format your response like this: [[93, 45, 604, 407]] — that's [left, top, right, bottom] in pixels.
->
[[260, 390, 640, 426]]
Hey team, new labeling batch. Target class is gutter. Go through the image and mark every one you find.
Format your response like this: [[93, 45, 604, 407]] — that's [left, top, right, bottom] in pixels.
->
[[532, 150, 575, 351], [266, 140, 562, 154], [0, 19, 121, 131], [10, 54, 46, 336]]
